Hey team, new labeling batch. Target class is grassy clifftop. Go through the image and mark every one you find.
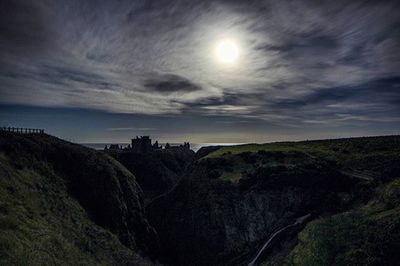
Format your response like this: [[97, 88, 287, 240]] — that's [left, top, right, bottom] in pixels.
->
[[0, 132, 157, 265], [207, 135, 400, 159], [202, 135, 400, 184]]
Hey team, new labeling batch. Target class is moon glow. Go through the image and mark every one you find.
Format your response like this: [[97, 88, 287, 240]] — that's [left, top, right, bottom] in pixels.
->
[[215, 39, 239, 64]]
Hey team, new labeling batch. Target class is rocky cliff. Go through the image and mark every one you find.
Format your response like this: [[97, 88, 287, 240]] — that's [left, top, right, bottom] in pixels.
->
[[148, 136, 400, 265]]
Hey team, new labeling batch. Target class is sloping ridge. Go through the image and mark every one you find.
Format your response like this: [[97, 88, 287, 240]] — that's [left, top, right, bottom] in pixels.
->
[[0, 132, 159, 265]]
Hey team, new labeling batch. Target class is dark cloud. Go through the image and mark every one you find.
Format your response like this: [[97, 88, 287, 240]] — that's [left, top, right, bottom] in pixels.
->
[[143, 74, 202, 94], [0, 0, 49, 55]]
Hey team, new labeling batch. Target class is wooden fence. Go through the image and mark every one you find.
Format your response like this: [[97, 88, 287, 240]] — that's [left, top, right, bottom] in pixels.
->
[[0, 127, 45, 134]]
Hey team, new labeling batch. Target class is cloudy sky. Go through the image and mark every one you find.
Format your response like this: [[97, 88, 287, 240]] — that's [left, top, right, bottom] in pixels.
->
[[0, 0, 399, 143]]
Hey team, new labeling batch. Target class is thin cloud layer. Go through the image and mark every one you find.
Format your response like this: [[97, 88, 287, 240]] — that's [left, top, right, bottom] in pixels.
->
[[0, 0, 399, 129]]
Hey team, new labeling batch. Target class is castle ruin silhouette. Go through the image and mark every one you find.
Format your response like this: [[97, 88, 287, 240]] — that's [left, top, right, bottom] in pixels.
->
[[105, 136, 190, 152], [130, 136, 190, 153]]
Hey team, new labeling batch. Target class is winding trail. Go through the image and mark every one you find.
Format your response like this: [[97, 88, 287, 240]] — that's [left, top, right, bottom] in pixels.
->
[[340, 169, 374, 181], [145, 176, 182, 208], [248, 214, 311, 266]]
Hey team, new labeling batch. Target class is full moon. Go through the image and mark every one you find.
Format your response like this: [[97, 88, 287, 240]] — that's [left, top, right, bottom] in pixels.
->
[[215, 40, 239, 64]]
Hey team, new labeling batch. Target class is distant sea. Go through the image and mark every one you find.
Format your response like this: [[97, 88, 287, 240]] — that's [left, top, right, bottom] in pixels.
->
[[80, 143, 244, 152]]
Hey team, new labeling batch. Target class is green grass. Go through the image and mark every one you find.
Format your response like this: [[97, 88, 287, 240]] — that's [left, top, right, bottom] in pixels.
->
[[206, 142, 316, 158], [206, 136, 400, 160], [283, 179, 400, 266], [202, 136, 400, 184], [0, 134, 154, 266], [220, 170, 242, 183]]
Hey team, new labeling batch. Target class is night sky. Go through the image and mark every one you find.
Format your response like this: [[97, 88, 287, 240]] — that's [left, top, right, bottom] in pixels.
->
[[1, 0, 399, 144]]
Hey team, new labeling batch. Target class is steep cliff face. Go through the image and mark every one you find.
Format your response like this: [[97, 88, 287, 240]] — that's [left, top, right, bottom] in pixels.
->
[[107, 147, 195, 202], [149, 154, 357, 265], [148, 136, 400, 265], [0, 132, 159, 265]]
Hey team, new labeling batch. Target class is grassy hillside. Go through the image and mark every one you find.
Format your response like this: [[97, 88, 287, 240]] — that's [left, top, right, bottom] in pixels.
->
[[0, 132, 156, 265], [206, 136, 400, 159], [284, 179, 400, 266], [202, 135, 400, 184]]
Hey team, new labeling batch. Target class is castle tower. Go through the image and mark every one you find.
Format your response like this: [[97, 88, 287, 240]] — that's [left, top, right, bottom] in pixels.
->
[[131, 136, 152, 153]]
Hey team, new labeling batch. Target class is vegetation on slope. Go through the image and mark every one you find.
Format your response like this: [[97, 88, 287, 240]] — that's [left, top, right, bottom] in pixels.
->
[[285, 179, 400, 266], [206, 136, 400, 160], [0, 132, 157, 265], [203, 136, 400, 184]]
